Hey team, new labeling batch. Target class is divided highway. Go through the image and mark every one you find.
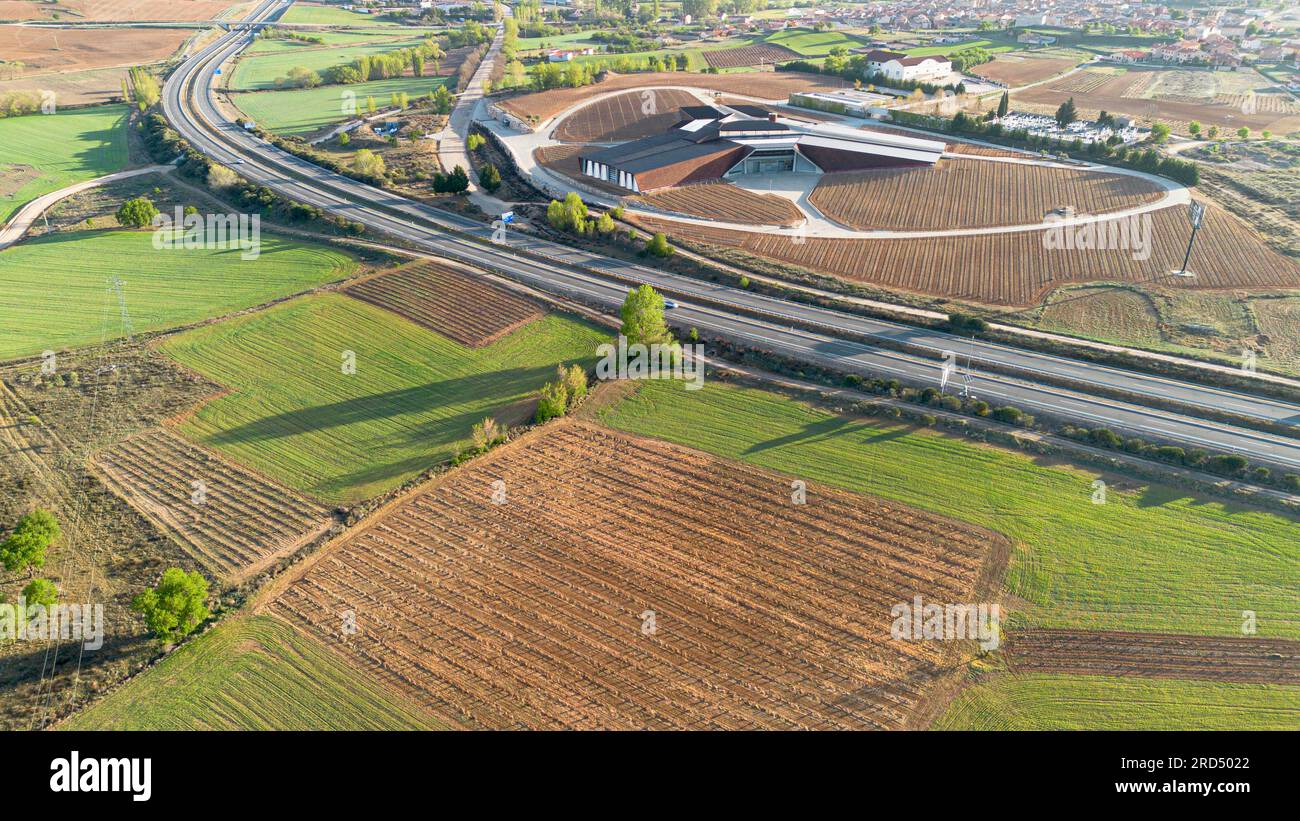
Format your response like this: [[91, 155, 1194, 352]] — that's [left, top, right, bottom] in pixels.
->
[[162, 1, 1300, 471]]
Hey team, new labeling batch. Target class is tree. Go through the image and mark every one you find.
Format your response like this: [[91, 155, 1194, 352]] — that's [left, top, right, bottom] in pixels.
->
[[22, 578, 57, 608], [470, 416, 505, 451], [445, 165, 470, 193], [0, 509, 60, 575], [431, 84, 453, 115], [115, 196, 158, 229], [546, 192, 588, 231], [479, 163, 502, 192], [1237, 126, 1250, 139], [559, 364, 587, 407], [644, 231, 672, 258], [466, 132, 485, 152], [338, 131, 351, 147], [1054, 97, 1077, 128], [351, 149, 386, 179], [365, 95, 377, 115], [620, 284, 671, 346], [534, 381, 568, 423], [131, 568, 210, 645], [1149, 122, 1171, 143], [1207, 125, 1219, 139], [1187, 120, 1201, 137], [596, 212, 616, 233], [996, 91, 1008, 118]]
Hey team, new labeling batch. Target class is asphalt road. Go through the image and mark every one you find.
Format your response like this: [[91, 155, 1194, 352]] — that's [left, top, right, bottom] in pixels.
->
[[161, 1, 1300, 471]]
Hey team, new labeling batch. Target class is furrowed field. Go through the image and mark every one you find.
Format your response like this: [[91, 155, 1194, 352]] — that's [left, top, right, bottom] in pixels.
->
[[0, 106, 128, 222], [553, 89, 701, 143], [160, 293, 609, 503], [933, 674, 1300, 730], [599, 380, 1300, 639], [63, 616, 443, 730], [0, 229, 357, 359], [230, 76, 452, 136], [635, 182, 803, 227]]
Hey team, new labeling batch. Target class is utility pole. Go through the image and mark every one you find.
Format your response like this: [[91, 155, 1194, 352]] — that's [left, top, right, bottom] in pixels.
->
[[1175, 200, 1204, 278]]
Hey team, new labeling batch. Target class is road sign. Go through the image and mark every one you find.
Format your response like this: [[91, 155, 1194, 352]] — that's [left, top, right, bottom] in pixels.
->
[[214, 68, 222, 75], [500, 211, 514, 224], [1188, 200, 1204, 229]]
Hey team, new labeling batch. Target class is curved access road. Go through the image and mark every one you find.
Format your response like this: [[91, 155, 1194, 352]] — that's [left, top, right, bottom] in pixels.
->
[[162, 0, 1300, 472]]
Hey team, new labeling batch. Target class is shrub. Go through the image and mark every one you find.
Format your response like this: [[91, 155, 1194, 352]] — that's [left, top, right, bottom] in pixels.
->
[[131, 568, 210, 645]]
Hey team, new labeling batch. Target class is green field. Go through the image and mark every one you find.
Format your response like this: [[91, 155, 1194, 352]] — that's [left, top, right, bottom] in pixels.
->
[[764, 28, 866, 57], [0, 105, 129, 222], [934, 673, 1300, 730], [599, 380, 1300, 638], [279, 3, 405, 26], [0, 228, 357, 360], [161, 293, 609, 503], [230, 75, 451, 135], [64, 616, 442, 730], [231, 36, 430, 91]]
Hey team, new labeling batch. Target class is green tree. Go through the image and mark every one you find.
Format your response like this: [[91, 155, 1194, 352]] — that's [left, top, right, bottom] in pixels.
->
[[559, 363, 587, 407], [546, 192, 588, 231], [131, 568, 210, 645], [996, 91, 1008, 118], [644, 231, 672, 258], [1187, 120, 1201, 137], [0, 509, 60, 575], [1150, 122, 1171, 143], [1237, 126, 1250, 139], [479, 163, 502, 192], [431, 84, 453, 115], [466, 132, 486, 152], [596, 212, 616, 233], [351, 149, 386, 179], [620, 284, 672, 346], [1054, 97, 1077, 128], [22, 578, 57, 608], [445, 165, 470, 193], [115, 196, 159, 229], [535, 381, 568, 423], [338, 131, 351, 147]]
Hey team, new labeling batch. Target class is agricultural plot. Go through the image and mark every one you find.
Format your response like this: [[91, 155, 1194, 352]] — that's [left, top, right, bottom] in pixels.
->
[[0, 228, 357, 360], [229, 75, 452, 136], [553, 88, 701, 143], [763, 28, 864, 57], [634, 182, 803, 227], [0, 0, 239, 21], [1004, 630, 1300, 685], [268, 420, 1005, 730], [971, 56, 1078, 87], [933, 674, 1300, 730], [280, 2, 405, 26], [0, 106, 127, 223], [702, 43, 800, 70], [229, 36, 431, 91], [1034, 285, 1164, 348], [599, 380, 1300, 639], [1013, 67, 1300, 135], [0, 24, 188, 73], [809, 160, 1163, 231], [498, 71, 845, 125], [64, 616, 443, 730], [160, 293, 609, 503], [630, 201, 1300, 307], [0, 65, 129, 107], [343, 260, 542, 347], [92, 428, 331, 582]]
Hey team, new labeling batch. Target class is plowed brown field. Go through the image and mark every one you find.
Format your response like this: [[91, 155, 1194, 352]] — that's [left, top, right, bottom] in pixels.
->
[[702, 43, 800, 69], [810, 160, 1163, 231], [92, 428, 331, 581], [1005, 630, 1300, 685], [553, 88, 700, 143], [0, 0, 237, 21], [630, 201, 1300, 307], [972, 56, 1077, 87], [635, 182, 803, 226], [499, 71, 845, 124], [344, 260, 543, 347], [0, 24, 189, 72], [266, 420, 1007, 729]]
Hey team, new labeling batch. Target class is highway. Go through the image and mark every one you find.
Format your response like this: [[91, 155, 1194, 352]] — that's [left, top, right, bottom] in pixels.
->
[[161, 0, 1300, 471]]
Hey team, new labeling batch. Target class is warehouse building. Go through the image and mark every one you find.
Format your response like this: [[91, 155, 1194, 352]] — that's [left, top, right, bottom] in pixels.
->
[[576, 108, 945, 193]]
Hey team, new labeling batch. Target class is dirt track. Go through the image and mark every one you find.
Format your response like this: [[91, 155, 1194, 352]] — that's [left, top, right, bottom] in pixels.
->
[[1005, 630, 1300, 684]]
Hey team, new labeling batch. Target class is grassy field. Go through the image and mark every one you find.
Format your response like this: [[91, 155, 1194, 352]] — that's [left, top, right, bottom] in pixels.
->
[[0, 105, 128, 222], [161, 293, 609, 503], [63, 616, 442, 730], [763, 28, 865, 57], [599, 380, 1300, 639], [0, 229, 357, 360], [231, 37, 430, 90], [279, 3, 405, 26], [934, 673, 1300, 730], [230, 75, 452, 135]]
